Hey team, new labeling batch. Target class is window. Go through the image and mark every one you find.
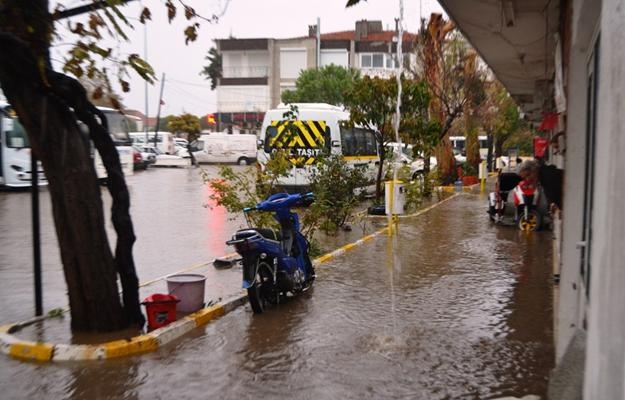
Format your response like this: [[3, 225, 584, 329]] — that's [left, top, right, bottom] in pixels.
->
[[372, 54, 384, 68], [321, 49, 349, 68], [361, 53, 402, 70], [340, 127, 377, 156], [100, 111, 131, 145], [264, 125, 278, 153], [280, 49, 307, 79], [4, 118, 29, 148], [361, 54, 372, 68]]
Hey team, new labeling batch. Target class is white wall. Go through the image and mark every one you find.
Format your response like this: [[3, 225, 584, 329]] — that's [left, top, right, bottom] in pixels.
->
[[557, 0, 602, 364], [217, 85, 269, 112], [584, 1, 625, 398]]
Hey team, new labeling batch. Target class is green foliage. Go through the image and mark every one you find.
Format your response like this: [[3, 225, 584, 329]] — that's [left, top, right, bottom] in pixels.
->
[[344, 76, 439, 199], [505, 129, 534, 156], [200, 47, 222, 90], [399, 80, 442, 160], [281, 65, 361, 106], [203, 150, 298, 231], [167, 113, 201, 142], [204, 151, 368, 239], [460, 161, 477, 176], [307, 154, 368, 234]]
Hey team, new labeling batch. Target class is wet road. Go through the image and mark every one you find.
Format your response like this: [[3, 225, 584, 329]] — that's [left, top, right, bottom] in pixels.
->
[[0, 166, 248, 324], [0, 185, 554, 399]]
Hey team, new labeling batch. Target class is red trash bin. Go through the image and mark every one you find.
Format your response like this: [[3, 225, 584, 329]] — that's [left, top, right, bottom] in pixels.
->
[[142, 293, 180, 331]]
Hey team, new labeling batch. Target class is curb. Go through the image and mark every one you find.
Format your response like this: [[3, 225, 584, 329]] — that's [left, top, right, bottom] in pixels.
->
[[0, 295, 248, 362], [0, 193, 460, 363]]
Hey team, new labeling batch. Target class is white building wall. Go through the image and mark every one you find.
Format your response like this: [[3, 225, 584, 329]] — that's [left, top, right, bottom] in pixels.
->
[[217, 85, 269, 113], [584, 1, 625, 398], [556, 0, 601, 363]]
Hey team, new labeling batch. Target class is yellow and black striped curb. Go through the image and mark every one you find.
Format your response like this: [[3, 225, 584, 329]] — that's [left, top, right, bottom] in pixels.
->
[[0, 193, 460, 363], [435, 183, 481, 194], [0, 295, 248, 362]]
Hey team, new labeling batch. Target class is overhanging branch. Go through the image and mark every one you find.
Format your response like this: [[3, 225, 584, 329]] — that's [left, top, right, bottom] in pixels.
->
[[54, 0, 137, 20]]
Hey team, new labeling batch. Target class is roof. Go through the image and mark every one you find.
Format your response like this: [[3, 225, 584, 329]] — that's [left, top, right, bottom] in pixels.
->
[[320, 30, 418, 42]]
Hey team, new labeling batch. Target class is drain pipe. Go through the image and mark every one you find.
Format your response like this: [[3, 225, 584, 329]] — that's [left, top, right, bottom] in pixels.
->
[[388, 0, 404, 236]]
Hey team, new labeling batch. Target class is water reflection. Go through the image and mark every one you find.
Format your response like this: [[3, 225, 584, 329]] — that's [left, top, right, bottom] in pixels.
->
[[0, 193, 553, 399], [67, 359, 142, 400]]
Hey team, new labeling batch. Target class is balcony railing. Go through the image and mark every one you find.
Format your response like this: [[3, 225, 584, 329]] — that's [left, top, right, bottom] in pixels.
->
[[359, 67, 396, 79], [222, 66, 269, 78]]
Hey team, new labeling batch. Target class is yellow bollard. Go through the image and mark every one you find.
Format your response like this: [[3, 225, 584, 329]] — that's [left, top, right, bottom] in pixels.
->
[[479, 161, 487, 193]]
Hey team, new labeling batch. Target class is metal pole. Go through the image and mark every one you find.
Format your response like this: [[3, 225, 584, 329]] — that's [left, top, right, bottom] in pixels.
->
[[31, 152, 42, 316], [144, 23, 149, 144], [316, 17, 321, 69], [154, 73, 166, 148]]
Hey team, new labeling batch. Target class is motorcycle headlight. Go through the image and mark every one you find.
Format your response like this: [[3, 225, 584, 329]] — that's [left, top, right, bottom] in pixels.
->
[[260, 253, 267, 259]]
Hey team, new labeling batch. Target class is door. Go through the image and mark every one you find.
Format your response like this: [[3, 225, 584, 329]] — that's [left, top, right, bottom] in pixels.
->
[[580, 36, 600, 296]]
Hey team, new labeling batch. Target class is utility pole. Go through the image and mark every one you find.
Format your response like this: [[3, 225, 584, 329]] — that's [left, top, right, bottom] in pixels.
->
[[154, 73, 166, 148], [144, 23, 149, 144], [316, 17, 321, 69]]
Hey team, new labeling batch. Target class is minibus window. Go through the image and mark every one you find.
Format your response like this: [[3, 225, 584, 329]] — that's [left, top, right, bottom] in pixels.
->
[[264, 125, 278, 153], [340, 127, 377, 156], [5, 119, 29, 148]]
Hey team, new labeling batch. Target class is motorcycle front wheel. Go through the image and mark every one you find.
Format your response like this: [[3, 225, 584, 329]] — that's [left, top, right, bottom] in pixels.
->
[[247, 261, 276, 314], [518, 209, 542, 231]]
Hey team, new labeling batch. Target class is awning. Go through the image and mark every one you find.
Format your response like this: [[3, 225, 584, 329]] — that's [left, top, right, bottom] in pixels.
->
[[437, 0, 560, 122]]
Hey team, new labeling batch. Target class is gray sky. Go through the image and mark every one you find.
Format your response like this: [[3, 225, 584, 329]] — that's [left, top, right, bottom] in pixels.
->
[[54, 0, 445, 117]]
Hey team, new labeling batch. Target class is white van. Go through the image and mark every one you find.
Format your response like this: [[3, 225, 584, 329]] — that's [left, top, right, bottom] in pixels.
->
[[129, 131, 175, 154], [190, 133, 257, 165], [258, 103, 379, 191], [449, 135, 489, 160]]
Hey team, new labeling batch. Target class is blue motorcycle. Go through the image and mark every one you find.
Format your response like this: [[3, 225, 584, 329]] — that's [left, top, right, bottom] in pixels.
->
[[226, 192, 316, 313]]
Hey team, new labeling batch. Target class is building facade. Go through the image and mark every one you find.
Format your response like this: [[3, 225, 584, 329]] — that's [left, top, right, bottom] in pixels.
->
[[214, 20, 417, 133], [438, 0, 624, 398]]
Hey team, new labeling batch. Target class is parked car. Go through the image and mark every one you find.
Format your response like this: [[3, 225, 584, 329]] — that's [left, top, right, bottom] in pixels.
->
[[132, 148, 145, 170], [174, 138, 188, 148], [175, 145, 190, 158], [141, 145, 187, 167], [133, 145, 156, 168]]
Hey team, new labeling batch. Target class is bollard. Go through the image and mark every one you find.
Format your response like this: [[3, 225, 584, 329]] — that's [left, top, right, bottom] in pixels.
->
[[479, 161, 487, 192]]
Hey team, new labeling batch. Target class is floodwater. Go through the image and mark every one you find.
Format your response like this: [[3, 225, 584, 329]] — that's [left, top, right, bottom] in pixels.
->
[[0, 172, 554, 399], [0, 166, 247, 324]]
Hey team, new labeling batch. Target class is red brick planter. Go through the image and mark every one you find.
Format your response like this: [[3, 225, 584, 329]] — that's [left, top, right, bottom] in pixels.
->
[[462, 176, 479, 186]]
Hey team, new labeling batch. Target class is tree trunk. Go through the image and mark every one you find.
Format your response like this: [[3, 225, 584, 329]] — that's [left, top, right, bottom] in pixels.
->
[[465, 113, 480, 169], [435, 135, 456, 184], [375, 140, 384, 201], [187, 143, 197, 167], [486, 134, 494, 172], [0, 20, 143, 330]]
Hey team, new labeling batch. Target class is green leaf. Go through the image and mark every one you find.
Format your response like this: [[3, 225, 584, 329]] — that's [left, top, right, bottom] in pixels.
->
[[128, 54, 155, 83]]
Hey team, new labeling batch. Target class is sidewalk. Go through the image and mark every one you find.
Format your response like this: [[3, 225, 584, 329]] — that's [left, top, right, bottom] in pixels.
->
[[0, 189, 468, 362]]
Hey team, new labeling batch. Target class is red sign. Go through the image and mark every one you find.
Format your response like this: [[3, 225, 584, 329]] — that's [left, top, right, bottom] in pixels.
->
[[533, 137, 549, 159]]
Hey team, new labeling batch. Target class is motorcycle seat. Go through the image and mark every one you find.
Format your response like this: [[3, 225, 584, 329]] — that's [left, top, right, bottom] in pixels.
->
[[234, 228, 282, 242]]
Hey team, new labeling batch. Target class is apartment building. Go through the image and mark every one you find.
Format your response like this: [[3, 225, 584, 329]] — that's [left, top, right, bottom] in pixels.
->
[[214, 20, 417, 132]]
